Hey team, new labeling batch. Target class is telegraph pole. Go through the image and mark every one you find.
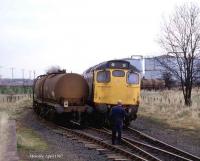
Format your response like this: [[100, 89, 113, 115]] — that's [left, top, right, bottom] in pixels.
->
[[0, 66, 2, 79], [11, 67, 15, 84], [22, 69, 25, 93], [10, 67, 15, 94], [22, 69, 24, 80], [33, 70, 36, 79], [29, 70, 32, 80], [0, 66, 2, 86]]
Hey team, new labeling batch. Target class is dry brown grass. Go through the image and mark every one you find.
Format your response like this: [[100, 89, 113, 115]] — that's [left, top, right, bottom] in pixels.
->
[[0, 112, 9, 160], [17, 126, 48, 152], [140, 89, 200, 130], [0, 95, 32, 119], [0, 95, 48, 154]]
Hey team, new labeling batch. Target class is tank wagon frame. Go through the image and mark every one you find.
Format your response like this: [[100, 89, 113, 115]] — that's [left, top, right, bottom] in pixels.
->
[[33, 71, 89, 125]]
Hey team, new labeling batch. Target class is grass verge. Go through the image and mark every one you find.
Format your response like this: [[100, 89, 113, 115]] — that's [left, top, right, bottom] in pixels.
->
[[0, 96, 48, 160], [140, 89, 200, 134], [17, 126, 48, 151]]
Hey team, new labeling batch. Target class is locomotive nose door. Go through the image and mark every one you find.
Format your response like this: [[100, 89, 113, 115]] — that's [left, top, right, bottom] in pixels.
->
[[109, 70, 126, 104]]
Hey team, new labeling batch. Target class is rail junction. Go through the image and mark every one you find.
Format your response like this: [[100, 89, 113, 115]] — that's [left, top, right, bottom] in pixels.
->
[[38, 116, 200, 161]]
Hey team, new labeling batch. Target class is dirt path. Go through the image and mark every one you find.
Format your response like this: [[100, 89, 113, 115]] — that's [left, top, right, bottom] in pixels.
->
[[17, 108, 108, 161], [0, 113, 19, 161]]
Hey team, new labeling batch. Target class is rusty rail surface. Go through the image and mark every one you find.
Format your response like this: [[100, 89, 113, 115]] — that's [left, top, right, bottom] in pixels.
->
[[126, 127, 200, 161], [35, 113, 200, 161], [37, 117, 147, 161], [97, 128, 192, 161], [58, 126, 149, 161], [88, 127, 162, 161]]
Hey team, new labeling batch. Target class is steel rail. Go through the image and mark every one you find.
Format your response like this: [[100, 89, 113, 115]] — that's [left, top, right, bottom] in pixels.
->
[[35, 115, 146, 160], [89, 127, 162, 161], [37, 118, 146, 161], [101, 128, 191, 161], [58, 126, 148, 161], [127, 127, 200, 161], [35, 112, 199, 161]]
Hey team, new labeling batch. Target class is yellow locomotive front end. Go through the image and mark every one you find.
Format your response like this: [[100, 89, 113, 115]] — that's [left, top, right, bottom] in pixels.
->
[[93, 61, 140, 126], [83, 60, 141, 126], [94, 69, 140, 106]]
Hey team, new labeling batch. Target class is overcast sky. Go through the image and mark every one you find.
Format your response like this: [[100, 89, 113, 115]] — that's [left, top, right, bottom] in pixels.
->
[[0, 0, 198, 78]]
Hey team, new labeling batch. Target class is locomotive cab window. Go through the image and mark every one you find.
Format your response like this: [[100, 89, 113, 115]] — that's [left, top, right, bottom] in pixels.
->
[[112, 70, 125, 77], [97, 70, 110, 83], [127, 72, 139, 84]]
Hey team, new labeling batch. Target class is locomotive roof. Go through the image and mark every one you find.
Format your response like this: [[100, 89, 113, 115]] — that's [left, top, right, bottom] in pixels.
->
[[84, 60, 139, 74]]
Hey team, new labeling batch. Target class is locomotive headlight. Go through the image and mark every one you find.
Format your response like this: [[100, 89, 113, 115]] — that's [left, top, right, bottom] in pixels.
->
[[122, 64, 127, 67], [111, 63, 115, 67]]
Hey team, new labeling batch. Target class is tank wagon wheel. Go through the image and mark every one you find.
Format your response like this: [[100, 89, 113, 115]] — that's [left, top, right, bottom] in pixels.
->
[[95, 113, 106, 128], [124, 118, 131, 127], [80, 112, 89, 128], [38, 106, 45, 117], [33, 102, 37, 112], [103, 109, 112, 128], [71, 112, 89, 128], [34, 104, 41, 115], [38, 106, 49, 118], [46, 108, 56, 122], [54, 113, 61, 125], [76, 105, 93, 127], [91, 104, 108, 128], [104, 117, 111, 128]]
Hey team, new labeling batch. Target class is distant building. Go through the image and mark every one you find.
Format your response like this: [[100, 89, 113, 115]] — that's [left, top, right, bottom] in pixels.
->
[[124, 55, 165, 79], [124, 55, 200, 84]]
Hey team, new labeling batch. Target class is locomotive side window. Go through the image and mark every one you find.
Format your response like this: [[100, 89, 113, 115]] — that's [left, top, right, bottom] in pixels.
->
[[97, 70, 110, 83], [112, 70, 125, 77], [127, 72, 139, 84]]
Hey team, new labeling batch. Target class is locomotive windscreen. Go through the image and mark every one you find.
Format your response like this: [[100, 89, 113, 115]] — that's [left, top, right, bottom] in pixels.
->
[[108, 61, 129, 69]]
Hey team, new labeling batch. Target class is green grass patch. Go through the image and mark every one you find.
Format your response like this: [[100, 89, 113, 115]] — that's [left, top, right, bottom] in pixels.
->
[[17, 127, 48, 151], [0, 86, 32, 94]]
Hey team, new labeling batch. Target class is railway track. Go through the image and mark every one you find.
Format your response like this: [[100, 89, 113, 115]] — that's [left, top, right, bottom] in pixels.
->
[[57, 125, 200, 161], [96, 127, 200, 161], [37, 117, 146, 160], [89, 127, 188, 161], [36, 114, 200, 161], [125, 127, 200, 161], [58, 126, 150, 161]]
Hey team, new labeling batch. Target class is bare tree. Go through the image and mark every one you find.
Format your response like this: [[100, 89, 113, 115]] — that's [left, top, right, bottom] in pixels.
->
[[162, 71, 173, 89], [158, 3, 200, 106]]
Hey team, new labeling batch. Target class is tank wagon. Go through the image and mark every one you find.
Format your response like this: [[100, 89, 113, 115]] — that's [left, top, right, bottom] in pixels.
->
[[83, 60, 141, 127], [33, 71, 89, 124], [141, 78, 165, 90]]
